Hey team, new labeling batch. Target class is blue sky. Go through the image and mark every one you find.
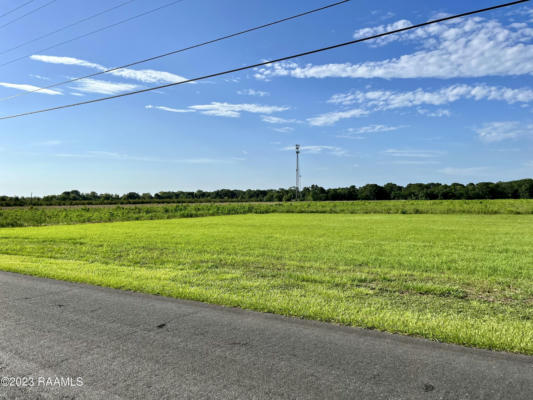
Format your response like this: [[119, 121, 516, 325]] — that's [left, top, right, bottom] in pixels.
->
[[0, 0, 532, 196]]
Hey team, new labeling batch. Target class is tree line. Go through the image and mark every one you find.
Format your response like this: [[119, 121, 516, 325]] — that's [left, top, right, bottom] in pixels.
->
[[1, 179, 532, 207]]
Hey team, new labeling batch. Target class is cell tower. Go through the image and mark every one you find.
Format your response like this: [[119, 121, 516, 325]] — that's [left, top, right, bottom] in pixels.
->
[[295, 144, 301, 200]]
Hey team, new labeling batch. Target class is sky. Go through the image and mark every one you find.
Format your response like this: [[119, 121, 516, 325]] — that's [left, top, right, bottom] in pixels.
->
[[0, 0, 532, 196]]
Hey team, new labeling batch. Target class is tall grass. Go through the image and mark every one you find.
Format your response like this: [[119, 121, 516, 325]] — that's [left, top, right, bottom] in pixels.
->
[[1, 199, 533, 227]]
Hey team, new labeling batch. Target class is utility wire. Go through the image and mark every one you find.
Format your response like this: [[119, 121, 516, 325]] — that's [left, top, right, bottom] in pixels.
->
[[0, 0, 528, 121], [0, 0, 187, 68], [0, 0, 136, 56], [0, 0, 351, 102], [0, 0, 38, 19], [0, 0, 57, 30]]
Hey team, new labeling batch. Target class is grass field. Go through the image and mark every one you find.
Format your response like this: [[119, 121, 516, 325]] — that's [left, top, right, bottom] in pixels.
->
[[1, 199, 533, 227], [0, 213, 531, 354]]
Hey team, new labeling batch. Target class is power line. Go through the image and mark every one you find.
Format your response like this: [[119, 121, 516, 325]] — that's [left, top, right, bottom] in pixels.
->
[[0, 0, 351, 102], [0, 0, 38, 19], [0, 0, 137, 56], [0, 0, 527, 121], [0, 0, 187, 68], [0, 0, 57, 30]]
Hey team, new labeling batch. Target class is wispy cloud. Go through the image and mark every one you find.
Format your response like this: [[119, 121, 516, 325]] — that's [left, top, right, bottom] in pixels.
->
[[353, 19, 411, 46], [282, 145, 347, 156], [327, 85, 533, 108], [29, 74, 51, 81], [188, 102, 288, 118], [255, 17, 533, 80], [384, 149, 444, 158], [417, 108, 451, 117], [475, 121, 533, 142], [339, 124, 405, 138], [272, 127, 294, 133], [30, 54, 189, 85], [145, 103, 289, 118], [110, 69, 188, 84], [261, 115, 302, 124], [33, 140, 62, 147], [314, 85, 533, 125], [307, 108, 368, 126], [32, 55, 103, 69], [439, 167, 488, 176], [237, 88, 269, 97], [145, 105, 194, 113], [55, 151, 241, 164], [370, 10, 396, 21], [388, 160, 440, 165], [70, 78, 138, 95], [0, 82, 61, 95], [179, 158, 236, 164]]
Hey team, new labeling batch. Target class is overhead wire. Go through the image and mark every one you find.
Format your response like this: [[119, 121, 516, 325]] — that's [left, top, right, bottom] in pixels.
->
[[0, 0, 528, 121], [0, 0, 137, 56], [0, 0, 38, 19], [0, 0, 57, 30], [0, 0, 351, 102], [0, 0, 187, 68]]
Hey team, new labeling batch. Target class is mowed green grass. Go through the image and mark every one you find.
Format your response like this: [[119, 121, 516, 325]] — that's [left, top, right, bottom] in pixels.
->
[[0, 213, 531, 354]]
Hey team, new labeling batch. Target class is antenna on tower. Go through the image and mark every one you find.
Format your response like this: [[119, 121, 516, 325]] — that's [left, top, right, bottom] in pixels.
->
[[295, 144, 301, 201]]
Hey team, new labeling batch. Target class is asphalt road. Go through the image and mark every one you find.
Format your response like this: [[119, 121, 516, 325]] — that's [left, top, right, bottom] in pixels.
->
[[0, 271, 531, 399]]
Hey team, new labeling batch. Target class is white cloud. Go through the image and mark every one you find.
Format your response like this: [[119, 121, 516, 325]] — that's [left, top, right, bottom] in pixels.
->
[[353, 19, 412, 46], [0, 82, 61, 95], [475, 121, 533, 142], [389, 160, 440, 165], [33, 140, 62, 146], [145, 105, 195, 113], [30, 54, 188, 85], [255, 17, 533, 80], [349, 124, 405, 134], [70, 78, 138, 95], [272, 127, 294, 133], [178, 158, 236, 164], [307, 108, 368, 126], [439, 167, 488, 176], [31, 55, 104, 70], [282, 145, 347, 156], [370, 10, 396, 21], [237, 89, 269, 97], [56, 151, 142, 160], [55, 151, 240, 164], [327, 85, 533, 109], [417, 108, 451, 117], [188, 102, 288, 118], [384, 149, 444, 158], [29, 74, 51, 81], [144, 103, 288, 118], [317, 84, 533, 126], [337, 124, 405, 139], [110, 68, 188, 84], [261, 115, 301, 124]]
